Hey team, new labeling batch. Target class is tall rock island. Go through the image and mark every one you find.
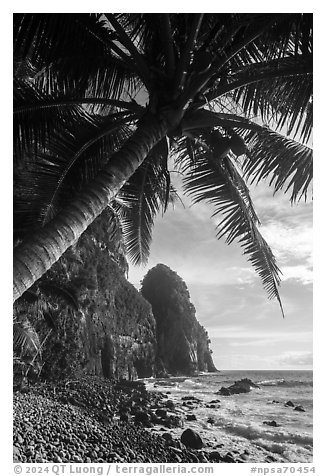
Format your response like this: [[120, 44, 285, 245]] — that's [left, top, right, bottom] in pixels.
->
[[141, 264, 217, 376]]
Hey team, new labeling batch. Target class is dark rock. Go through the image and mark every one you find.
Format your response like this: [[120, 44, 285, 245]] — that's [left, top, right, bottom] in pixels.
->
[[180, 428, 203, 449], [218, 378, 260, 396], [207, 417, 215, 424], [272, 400, 280, 404], [181, 396, 201, 402], [134, 411, 151, 426], [167, 415, 183, 427], [156, 408, 167, 418], [119, 412, 129, 423], [186, 414, 197, 421], [285, 400, 295, 407], [263, 420, 279, 427], [208, 450, 221, 462], [162, 432, 174, 444], [239, 453, 249, 460], [198, 452, 209, 463], [209, 399, 220, 404], [294, 405, 305, 412], [218, 387, 232, 396], [98, 411, 112, 424], [266, 455, 278, 462], [222, 452, 236, 463], [165, 400, 175, 410]]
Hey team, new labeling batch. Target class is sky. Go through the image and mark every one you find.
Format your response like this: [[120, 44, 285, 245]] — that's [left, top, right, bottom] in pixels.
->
[[127, 177, 313, 371]]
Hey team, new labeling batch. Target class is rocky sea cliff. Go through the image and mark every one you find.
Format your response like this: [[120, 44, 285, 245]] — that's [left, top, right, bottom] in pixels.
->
[[14, 211, 216, 384]]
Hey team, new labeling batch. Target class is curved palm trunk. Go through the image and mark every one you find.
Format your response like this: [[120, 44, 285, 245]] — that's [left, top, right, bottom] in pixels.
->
[[13, 114, 168, 302]]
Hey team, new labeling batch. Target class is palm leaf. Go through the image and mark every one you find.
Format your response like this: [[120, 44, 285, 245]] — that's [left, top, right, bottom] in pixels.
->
[[182, 141, 284, 314], [14, 110, 135, 238], [13, 321, 40, 355], [242, 127, 313, 202], [119, 138, 172, 265], [230, 55, 313, 143], [181, 109, 312, 204], [14, 14, 113, 68]]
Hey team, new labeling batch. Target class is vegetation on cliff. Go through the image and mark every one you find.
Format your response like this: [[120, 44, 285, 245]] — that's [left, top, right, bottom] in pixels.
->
[[14, 209, 156, 384], [141, 264, 217, 375]]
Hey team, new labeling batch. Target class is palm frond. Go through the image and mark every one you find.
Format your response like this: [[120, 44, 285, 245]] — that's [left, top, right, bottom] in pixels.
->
[[181, 140, 284, 314], [181, 109, 312, 203], [230, 55, 313, 143], [242, 127, 313, 202], [14, 112, 134, 238], [14, 14, 113, 68], [13, 321, 40, 356], [14, 78, 90, 162], [119, 138, 172, 265]]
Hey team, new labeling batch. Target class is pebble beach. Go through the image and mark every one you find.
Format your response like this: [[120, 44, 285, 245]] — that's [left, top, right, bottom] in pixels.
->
[[13, 376, 253, 464]]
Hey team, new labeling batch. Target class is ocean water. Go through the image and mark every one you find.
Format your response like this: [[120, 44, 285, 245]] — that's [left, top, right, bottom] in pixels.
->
[[145, 370, 313, 463]]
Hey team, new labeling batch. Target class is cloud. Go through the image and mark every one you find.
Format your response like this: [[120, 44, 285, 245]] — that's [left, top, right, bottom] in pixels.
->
[[260, 220, 312, 264], [249, 182, 313, 286], [277, 351, 313, 367], [208, 326, 312, 342], [281, 265, 313, 284]]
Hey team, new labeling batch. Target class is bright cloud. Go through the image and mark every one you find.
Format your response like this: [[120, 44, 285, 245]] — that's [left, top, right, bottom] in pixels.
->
[[281, 265, 313, 284], [208, 326, 312, 342], [277, 351, 313, 367], [260, 220, 313, 264]]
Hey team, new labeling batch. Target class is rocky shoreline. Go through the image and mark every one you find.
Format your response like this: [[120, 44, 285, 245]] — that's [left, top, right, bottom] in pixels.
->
[[13, 376, 253, 464]]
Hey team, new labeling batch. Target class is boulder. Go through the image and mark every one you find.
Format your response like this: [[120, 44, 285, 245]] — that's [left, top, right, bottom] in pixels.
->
[[181, 396, 201, 402], [180, 428, 203, 449], [134, 411, 151, 426], [218, 387, 232, 396], [156, 408, 167, 418], [266, 455, 278, 462], [162, 432, 174, 444], [218, 378, 259, 395], [294, 405, 305, 412], [186, 414, 197, 421], [119, 412, 129, 423], [208, 450, 221, 462], [285, 400, 295, 407], [263, 420, 279, 427], [222, 452, 236, 463], [168, 414, 183, 427]]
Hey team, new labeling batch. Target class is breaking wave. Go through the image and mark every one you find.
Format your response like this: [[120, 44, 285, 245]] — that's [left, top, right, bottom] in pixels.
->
[[215, 419, 313, 447], [257, 378, 313, 388]]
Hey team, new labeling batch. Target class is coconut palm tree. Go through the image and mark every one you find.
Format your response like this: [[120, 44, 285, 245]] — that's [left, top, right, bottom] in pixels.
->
[[13, 13, 313, 314]]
